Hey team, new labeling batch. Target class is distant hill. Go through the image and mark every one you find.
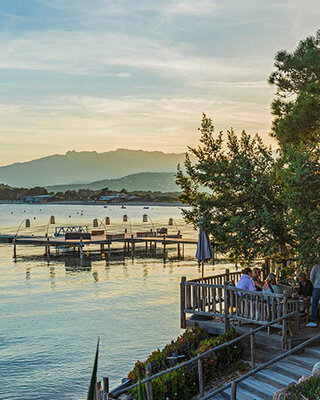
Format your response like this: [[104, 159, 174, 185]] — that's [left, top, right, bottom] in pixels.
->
[[46, 172, 179, 193], [0, 149, 190, 187]]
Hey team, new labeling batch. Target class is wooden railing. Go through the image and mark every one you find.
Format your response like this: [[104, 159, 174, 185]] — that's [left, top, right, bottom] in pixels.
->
[[108, 312, 296, 400], [189, 270, 242, 286], [181, 275, 299, 347], [203, 331, 320, 400]]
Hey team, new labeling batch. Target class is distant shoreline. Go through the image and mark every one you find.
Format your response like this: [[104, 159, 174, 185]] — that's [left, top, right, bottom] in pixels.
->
[[0, 200, 187, 207]]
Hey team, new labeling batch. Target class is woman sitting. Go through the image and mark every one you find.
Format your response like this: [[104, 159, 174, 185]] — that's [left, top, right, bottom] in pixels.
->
[[263, 273, 280, 295], [252, 267, 263, 291]]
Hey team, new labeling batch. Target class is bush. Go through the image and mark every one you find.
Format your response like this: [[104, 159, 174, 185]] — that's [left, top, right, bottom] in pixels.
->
[[128, 326, 242, 399], [280, 376, 320, 399]]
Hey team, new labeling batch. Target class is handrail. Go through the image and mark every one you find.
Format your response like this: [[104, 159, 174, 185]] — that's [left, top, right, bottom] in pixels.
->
[[110, 311, 296, 397], [202, 331, 320, 400], [189, 271, 242, 283]]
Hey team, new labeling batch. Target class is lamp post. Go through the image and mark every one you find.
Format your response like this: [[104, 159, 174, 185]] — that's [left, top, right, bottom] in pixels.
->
[[142, 214, 155, 232], [123, 214, 132, 233], [14, 218, 31, 259], [45, 215, 56, 237]]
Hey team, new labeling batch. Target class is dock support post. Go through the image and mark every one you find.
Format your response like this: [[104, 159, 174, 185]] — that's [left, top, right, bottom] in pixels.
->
[[177, 243, 181, 258], [131, 235, 134, 259], [100, 244, 104, 255], [80, 238, 83, 259], [107, 241, 111, 260], [145, 363, 153, 400], [13, 237, 17, 259], [46, 237, 50, 259], [180, 276, 186, 328], [163, 235, 166, 262]]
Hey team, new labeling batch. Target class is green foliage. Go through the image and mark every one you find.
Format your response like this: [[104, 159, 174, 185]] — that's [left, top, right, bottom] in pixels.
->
[[176, 113, 291, 262], [128, 327, 242, 400], [278, 143, 320, 266], [137, 381, 146, 400], [280, 375, 320, 399], [269, 30, 320, 147], [279, 265, 296, 282], [0, 184, 179, 203]]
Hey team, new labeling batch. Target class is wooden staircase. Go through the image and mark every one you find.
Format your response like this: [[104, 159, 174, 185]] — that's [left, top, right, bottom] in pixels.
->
[[212, 346, 320, 400]]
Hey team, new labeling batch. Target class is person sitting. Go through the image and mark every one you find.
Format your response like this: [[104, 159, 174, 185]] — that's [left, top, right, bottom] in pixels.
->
[[263, 273, 280, 295], [294, 272, 313, 301], [252, 267, 263, 291], [236, 267, 255, 291]]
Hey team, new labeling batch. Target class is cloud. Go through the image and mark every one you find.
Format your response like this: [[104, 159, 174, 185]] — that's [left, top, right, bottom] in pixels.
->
[[0, 93, 275, 165], [0, 29, 268, 87]]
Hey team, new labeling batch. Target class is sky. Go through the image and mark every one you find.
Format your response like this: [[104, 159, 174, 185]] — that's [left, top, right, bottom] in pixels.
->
[[0, 0, 319, 166]]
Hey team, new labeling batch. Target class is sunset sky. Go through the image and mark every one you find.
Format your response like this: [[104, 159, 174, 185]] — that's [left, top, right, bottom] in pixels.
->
[[0, 0, 319, 165]]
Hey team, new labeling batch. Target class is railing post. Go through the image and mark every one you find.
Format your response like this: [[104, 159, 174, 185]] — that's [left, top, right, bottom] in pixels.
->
[[224, 281, 230, 333], [145, 363, 153, 400], [225, 268, 230, 283], [282, 291, 288, 349], [180, 277, 186, 329], [250, 333, 255, 368], [230, 381, 237, 400], [198, 358, 204, 398], [102, 377, 109, 400], [95, 381, 101, 400]]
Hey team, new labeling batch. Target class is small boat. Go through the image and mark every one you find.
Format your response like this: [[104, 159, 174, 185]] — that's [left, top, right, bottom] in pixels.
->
[[121, 205, 126, 209], [103, 205, 108, 208], [143, 206, 149, 209]]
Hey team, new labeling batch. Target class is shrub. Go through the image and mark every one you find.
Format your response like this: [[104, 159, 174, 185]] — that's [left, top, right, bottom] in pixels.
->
[[128, 326, 242, 399], [280, 376, 320, 399]]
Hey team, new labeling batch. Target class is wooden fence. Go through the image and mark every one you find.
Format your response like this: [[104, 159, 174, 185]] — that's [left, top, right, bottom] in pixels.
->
[[181, 271, 299, 345]]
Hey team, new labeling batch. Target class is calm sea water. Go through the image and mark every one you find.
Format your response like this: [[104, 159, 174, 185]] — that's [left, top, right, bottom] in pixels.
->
[[0, 204, 229, 400]]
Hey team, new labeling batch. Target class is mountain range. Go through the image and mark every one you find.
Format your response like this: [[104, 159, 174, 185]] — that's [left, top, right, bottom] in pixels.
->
[[0, 149, 190, 188], [46, 172, 179, 193]]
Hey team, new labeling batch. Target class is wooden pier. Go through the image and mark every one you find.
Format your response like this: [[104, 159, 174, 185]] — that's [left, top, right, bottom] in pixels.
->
[[0, 231, 198, 262]]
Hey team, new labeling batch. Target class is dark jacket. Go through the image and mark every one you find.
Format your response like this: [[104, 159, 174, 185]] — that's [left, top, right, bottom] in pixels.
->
[[298, 280, 313, 298]]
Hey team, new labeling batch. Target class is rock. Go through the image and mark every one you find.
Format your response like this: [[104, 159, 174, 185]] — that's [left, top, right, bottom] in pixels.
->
[[273, 383, 296, 400], [298, 375, 309, 384], [312, 361, 320, 377]]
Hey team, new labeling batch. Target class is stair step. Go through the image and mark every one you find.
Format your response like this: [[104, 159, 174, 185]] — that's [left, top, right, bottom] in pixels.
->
[[218, 386, 264, 400], [287, 354, 318, 369], [270, 361, 312, 380], [255, 369, 295, 388], [238, 377, 277, 400], [304, 347, 320, 359]]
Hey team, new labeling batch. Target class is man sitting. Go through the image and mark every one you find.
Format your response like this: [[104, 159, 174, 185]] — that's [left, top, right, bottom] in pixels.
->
[[295, 272, 313, 301], [236, 267, 255, 291]]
